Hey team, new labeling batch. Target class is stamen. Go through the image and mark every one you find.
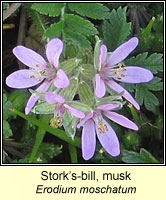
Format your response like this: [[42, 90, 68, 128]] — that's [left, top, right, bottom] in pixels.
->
[[50, 116, 63, 128], [118, 63, 122, 68], [98, 120, 109, 134]]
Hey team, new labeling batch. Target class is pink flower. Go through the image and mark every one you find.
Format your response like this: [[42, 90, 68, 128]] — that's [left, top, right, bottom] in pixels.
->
[[77, 103, 138, 160], [95, 37, 153, 110], [6, 38, 70, 114]]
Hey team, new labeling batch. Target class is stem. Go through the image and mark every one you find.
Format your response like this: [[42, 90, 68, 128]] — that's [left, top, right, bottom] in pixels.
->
[[68, 144, 78, 163], [12, 108, 81, 148], [29, 115, 50, 163]]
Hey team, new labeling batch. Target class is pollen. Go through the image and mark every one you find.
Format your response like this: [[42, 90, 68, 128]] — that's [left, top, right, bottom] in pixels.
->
[[50, 116, 63, 128], [98, 120, 109, 134]]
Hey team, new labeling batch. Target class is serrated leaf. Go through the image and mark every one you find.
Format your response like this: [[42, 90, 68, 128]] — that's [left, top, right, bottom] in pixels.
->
[[31, 3, 65, 17], [103, 7, 131, 51], [125, 52, 163, 74], [68, 3, 110, 19], [135, 84, 159, 111], [44, 21, 64, 38], [67, 101, 93, 113], [34, 143, 62, 163], [63, 110, 78, 139], [3, 120, 13, 139], [64, 14, 98, 36], [63, 29, 91, 48], [32, 102, 55, 114], [59, 77, 78, 101], [3, 94, 15, 120], [78, 81, 95, 106], [30, 9, 47, 35], [122, 148, 159, 163]]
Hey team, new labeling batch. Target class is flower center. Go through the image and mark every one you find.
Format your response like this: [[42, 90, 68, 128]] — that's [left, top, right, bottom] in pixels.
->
[[50, 116, 63, 128], [29, 64, 56, 81], [101, 63, 127, 80], [98, 119, 109, 134]]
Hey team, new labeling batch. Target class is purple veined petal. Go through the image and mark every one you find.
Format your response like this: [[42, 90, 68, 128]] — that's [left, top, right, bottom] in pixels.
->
[[54, 69, 70, 88], [82, 119, 96, 160], [25, 80, 52, 115], [113, 66, 153, 83], [6, 69, 43, 89], [77, 113, 94, 128], [99, 45, 107, 71], [46, 38, 63, 68], [64, 104, 85, 119], [13, 46, 47, 69], [96, 103, 120, 111], [106, 80, 140, 110], [103, 111, 139, 131], [95, 74, 106, 98], [107, 37, 139, 66], [96, 117, 120, 157], [45, 92, 65, 104]]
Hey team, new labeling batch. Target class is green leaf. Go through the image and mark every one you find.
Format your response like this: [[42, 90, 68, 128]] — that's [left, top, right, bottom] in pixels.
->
[[34, 143, 62, 163], [59, 77, 79, 101], [135, 84, 159, 111], [3, 120, 12, 139], [8, 90, 29, 112], [3, 94, 15, 120], [78, 81, 95, 107], [64, 14, 98, 36], [63, 110, 78, 139], [125, 52, 163, 74], [31, 3, 65, 17], [44, 21, 64, 38], [68, 3, 110, 19], [63, 29, 91, 48], [122, 148, 159, 163], [103, 7, 131, 51], [29, 115, 50, 163], [30, 9, 47, 36], [32, 102, 55, 114]]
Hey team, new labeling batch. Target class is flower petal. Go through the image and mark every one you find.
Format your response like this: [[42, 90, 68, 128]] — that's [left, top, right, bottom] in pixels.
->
[[13, 46, 47, 69], [46, 38, 63, 68], [45, 92, 65, 104], [107, 37, 139, 66], [6, 69, 42, 88], [106, 80, 140, 110], [95, 74, 106, 98], [96, 117, 120, 157], [64, 104, 85, 118], [104, 111, 139, 131], [113, 67, 153, 83], [82, 119, 96, 160], [99, 45, 107, 71], [54, 69, 70, 88], [25, 80, 52, 115], [96, 103, 120, 111], [77, 113, 94, 128]]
